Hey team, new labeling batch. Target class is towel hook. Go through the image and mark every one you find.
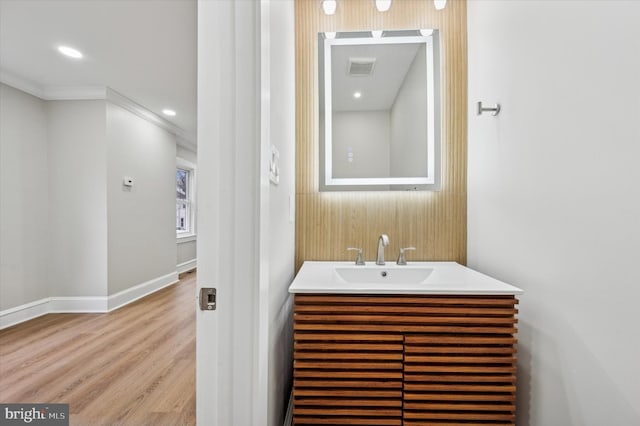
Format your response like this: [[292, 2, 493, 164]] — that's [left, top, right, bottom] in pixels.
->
[[477, 101, 501, 116]]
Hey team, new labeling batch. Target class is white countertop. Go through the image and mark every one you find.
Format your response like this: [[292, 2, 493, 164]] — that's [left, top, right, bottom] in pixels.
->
[[288, 261, 523, 295]]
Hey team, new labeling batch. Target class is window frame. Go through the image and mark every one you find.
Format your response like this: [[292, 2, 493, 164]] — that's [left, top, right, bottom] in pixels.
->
[[176, 158, 196, 240]]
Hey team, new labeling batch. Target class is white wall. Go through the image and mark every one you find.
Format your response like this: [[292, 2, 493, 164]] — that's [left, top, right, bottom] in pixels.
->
[[48, 99, 108, 298], [390, 45, 428, 177], [266, 1, 296, 424], [0, 84, 50, 309], [177, 240, 196, 265], [1, 81, 185, 321], [332, 110, 390, 178], [467, 1, 640, 424], [106, 102, 177, 295], [177, 145, 197, 164]]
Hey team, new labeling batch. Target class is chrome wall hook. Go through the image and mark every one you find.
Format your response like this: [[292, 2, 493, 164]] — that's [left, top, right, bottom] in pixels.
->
[[477, 101, 501, 116]]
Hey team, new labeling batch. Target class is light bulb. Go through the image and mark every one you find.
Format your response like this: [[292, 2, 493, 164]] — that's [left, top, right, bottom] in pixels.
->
[[375, 0, 392, 12], [322, 0, 337, 15], [434, 0, 447, 11]]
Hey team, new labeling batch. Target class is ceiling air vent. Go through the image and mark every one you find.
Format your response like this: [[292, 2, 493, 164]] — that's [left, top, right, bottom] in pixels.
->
[[347, 57, 376, 76]]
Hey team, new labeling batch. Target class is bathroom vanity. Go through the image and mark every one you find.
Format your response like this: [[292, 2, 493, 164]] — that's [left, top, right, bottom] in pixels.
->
[[289, 261, 523, 426]]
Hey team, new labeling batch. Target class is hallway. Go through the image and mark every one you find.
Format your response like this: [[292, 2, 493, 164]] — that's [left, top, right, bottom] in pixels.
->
[[0, 272, 196, 425]]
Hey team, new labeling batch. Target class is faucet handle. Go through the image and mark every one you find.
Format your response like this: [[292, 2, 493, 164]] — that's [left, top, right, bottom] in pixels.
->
[[347, 247, 365, 265], [397, 247, 416, 265]]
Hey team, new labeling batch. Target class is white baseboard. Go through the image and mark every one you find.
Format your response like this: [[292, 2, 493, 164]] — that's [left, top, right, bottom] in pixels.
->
[[0, 271, 180, 330], [177, 258, 197, 274], [0, 298, 51, 330], [50, 296, 108, 313], [108, 271, 179, 311]]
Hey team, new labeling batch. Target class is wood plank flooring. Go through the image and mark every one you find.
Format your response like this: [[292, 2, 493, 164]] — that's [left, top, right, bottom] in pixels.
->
[[0, 271, 196, 426]]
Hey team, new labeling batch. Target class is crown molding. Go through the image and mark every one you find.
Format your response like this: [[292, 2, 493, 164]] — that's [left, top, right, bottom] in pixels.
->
[[0, 69, 106, 100], [43, 85, 107, 100], [176, 135, 198, 152], [105, 88, 193, 144], [0, 69, 45, 99], [0, 69, 195, 146], [107, 89, 195, 146]]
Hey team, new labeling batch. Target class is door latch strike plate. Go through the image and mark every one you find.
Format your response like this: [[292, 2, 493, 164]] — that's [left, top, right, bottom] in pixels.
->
[[199, 288, 217, 311]]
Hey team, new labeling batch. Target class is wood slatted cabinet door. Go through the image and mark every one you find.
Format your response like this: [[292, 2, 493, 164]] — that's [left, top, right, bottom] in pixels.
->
[[402, 296, 519, 426], [293, 295, 404, 425], [292, 294, 519, 425]]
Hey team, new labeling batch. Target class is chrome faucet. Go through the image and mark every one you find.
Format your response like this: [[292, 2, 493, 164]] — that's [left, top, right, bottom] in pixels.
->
[[347, 247, 365, 265], [397, 247, 416, 265], [376, 234, 390, 265]]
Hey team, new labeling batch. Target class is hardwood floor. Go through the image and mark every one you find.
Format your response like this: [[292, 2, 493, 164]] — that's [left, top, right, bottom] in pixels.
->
[[0, 271, 196, 426]]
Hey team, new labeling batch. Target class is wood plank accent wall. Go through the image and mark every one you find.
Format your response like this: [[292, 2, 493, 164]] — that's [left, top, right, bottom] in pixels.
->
[[295, 0, 468, 271]]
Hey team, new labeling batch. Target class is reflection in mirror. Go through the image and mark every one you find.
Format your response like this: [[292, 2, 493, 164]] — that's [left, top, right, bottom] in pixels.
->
[[319, 30, 441, 191]]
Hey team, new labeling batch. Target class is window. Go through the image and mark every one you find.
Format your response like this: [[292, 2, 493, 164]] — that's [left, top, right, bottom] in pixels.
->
[[176, 168, 191, 234], [176, 157, 196, 238]]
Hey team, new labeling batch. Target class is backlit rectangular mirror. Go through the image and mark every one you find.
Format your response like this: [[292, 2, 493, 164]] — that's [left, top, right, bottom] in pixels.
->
[[319, 30, 441, 191]]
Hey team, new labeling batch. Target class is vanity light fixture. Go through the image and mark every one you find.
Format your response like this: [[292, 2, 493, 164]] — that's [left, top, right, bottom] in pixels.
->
[[57, 45, 83, 59], [434, 0, 447, 10], [375, 0, 392, 12], [322, 0, 337, 15], [371, 30, 383, 38], [162, 109, 177, 117], [353, 92, 362, 99], [420, 29, 434, 37]]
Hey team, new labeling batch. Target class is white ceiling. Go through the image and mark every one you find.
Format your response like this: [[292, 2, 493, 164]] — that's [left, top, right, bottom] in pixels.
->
[[331, 42, 420, 112], [0, 0, 197, 147]]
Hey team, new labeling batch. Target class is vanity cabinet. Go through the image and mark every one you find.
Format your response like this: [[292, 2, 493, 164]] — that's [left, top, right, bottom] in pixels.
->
[[293, 294, 518, 425]]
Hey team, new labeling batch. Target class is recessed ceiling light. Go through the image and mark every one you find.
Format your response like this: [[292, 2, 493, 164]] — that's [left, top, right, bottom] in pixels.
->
[[162, 109, 177, 117], [353, 92, 362, 99], [57, 45, 83, 59]]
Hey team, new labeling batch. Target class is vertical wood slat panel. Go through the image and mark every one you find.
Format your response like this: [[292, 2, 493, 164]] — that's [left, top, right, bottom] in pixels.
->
[[295, 0, 468, 272], [293, 294, 518, 425]]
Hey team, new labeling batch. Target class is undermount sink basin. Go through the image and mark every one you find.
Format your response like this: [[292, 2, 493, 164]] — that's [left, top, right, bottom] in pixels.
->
[[334, 266, 433, 284]]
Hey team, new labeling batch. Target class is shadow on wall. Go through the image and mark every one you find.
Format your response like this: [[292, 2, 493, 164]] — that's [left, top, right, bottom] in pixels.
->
[[516, 321, 533, 426], [271, 294, 294, 424], [517, 312, 640, 425]]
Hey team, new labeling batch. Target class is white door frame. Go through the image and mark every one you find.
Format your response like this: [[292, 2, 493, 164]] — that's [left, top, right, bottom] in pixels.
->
[[196, 1, 267, 424]]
